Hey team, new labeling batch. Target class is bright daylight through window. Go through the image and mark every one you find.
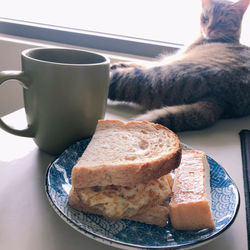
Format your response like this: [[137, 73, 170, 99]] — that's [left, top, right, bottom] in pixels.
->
[[0, 0, 249, 50]]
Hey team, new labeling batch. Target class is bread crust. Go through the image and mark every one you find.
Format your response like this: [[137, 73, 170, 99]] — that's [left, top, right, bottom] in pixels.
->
[[71, 120, 181, 188], [69, 187, 169, 227]]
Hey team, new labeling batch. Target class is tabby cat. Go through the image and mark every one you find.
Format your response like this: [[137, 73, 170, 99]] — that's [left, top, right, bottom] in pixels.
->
[[109, 0, 250, 132]]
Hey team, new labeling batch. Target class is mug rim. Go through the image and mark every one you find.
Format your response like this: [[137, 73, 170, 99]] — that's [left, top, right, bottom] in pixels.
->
[[22, 47, 110, 66]]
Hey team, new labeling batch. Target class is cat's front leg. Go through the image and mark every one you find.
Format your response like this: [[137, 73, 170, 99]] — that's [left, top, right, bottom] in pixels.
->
[[109, 67, 141, 103], [109, 67, 160, 109]]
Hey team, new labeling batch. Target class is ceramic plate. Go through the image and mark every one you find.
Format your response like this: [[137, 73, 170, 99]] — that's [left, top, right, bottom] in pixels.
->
[[45, 138, 240, 249]]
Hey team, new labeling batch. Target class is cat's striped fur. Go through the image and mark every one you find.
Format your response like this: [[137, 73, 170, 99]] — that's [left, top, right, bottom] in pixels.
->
[[109, 0, 250, 132]]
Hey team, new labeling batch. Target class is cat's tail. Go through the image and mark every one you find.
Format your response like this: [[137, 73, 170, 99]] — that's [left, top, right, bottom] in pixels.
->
[[134, 99, 224, 132]]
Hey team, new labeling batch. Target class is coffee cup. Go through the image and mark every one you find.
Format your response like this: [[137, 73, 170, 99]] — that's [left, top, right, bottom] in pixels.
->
[[0, 47, 110, 155]]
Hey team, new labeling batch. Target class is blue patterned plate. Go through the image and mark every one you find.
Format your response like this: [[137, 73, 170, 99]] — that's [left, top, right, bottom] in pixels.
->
[[45, 139, 240, 249]]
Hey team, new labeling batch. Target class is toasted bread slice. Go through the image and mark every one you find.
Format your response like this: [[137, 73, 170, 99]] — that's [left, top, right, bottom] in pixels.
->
[[71, 120, 181, 188], [169, 150, 215, 230]]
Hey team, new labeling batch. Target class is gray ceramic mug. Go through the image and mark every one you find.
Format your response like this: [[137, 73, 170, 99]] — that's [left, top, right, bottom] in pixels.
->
[[0, 47, 110, 155]]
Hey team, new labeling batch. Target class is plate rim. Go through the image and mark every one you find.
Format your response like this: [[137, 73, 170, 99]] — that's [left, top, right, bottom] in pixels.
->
[[44, 141, 241, 249]]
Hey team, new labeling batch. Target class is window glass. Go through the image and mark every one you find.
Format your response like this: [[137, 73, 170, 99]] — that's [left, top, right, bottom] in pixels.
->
[[0, 0, 249, 46], [0, 0, 201, 45]]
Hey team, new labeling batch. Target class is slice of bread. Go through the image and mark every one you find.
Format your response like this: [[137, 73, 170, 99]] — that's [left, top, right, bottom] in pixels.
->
[[71, 120, 181, 188], [169, 150, 215, 230], [128, 204, 169, 227]]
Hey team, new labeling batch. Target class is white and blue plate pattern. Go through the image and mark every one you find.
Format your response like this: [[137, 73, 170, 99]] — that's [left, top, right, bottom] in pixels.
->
[[45, 139, 240, 249]]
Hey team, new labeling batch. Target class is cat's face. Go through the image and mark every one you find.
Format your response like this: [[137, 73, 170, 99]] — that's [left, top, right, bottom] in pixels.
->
[[200, 0, 249, 41]]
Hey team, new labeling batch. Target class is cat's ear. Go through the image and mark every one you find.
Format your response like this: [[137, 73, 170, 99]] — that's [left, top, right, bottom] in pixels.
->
[[233, 0, 249, 14], [201, 0, 211, 8]]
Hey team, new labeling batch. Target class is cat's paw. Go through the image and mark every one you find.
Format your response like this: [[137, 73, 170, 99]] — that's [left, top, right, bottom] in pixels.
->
[[111, 62, 147, 70], [110, 62, 132, 70]]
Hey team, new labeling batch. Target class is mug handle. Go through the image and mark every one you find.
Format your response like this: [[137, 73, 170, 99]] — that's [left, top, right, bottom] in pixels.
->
[[0, 70, 34, 137]]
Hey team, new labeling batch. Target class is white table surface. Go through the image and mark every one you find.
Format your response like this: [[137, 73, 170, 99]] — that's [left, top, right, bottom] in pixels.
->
[[0, 104, 249, 250]]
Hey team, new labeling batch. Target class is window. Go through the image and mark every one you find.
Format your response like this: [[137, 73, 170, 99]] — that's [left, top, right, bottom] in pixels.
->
[[0, 0, 249, 57]]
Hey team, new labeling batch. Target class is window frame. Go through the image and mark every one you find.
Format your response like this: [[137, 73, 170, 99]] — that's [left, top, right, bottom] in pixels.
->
[[0, 18, 181, 58]]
